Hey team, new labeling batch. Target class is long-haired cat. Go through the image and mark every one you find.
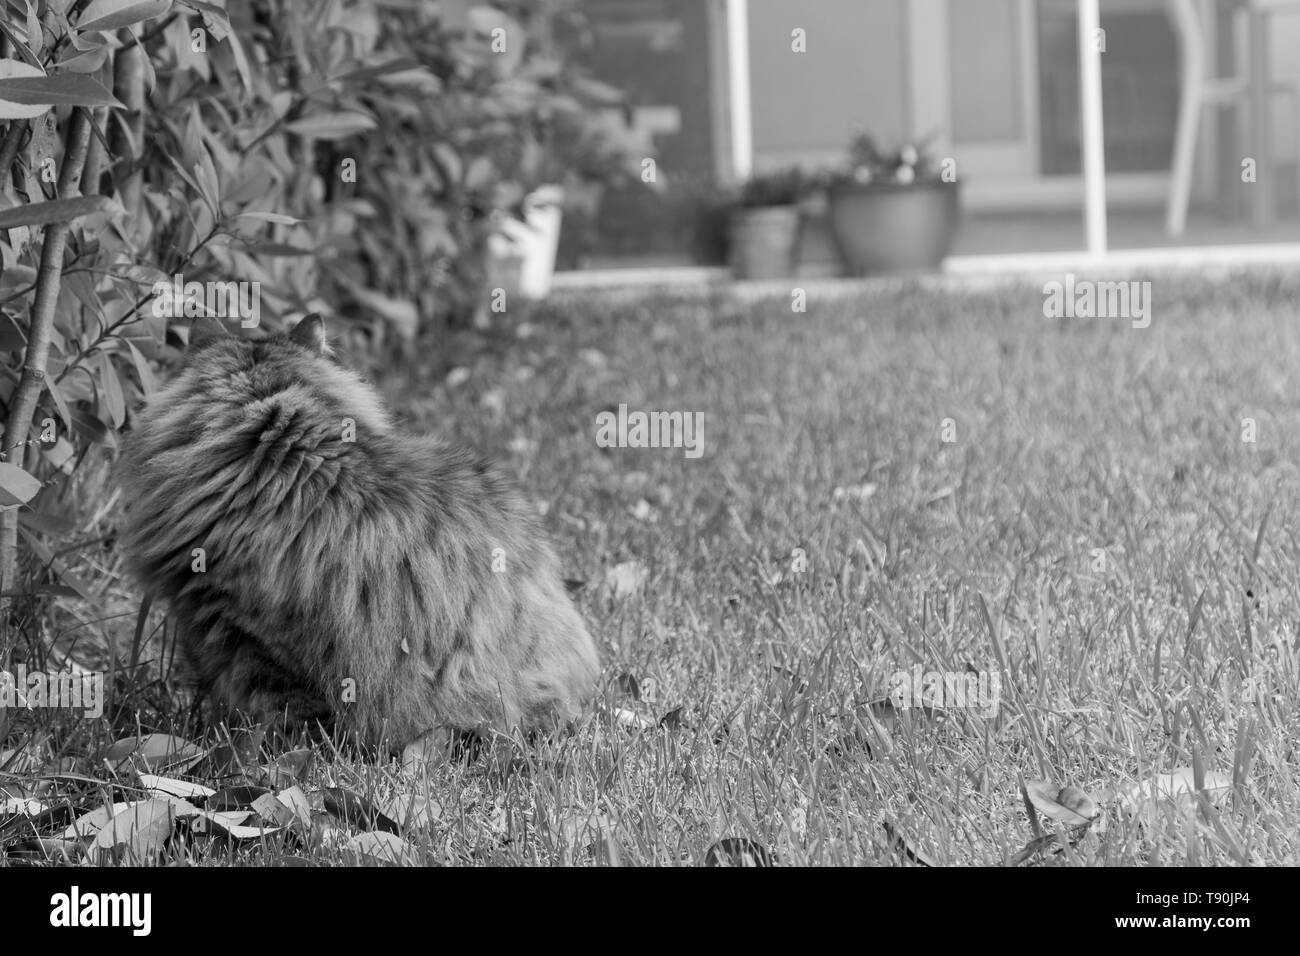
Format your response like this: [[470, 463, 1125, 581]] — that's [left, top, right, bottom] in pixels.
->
[[116, 314, 599, 753]]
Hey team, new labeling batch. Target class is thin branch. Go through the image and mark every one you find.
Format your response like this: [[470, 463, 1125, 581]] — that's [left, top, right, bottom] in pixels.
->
[[0, 108, 93, 599]]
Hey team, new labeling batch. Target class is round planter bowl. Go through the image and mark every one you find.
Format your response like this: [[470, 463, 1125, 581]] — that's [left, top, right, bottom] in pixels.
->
[[729, 205, 802, 279], [826, 179, 961, 275]]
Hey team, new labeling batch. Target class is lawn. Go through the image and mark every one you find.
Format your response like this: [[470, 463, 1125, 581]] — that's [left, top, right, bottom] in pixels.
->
[[7, 270, 1300, 865]]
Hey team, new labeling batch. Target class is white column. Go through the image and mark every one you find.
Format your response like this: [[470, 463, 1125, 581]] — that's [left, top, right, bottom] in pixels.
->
[[726, 0, 753, 181], [1077, 0, 1108, 255]]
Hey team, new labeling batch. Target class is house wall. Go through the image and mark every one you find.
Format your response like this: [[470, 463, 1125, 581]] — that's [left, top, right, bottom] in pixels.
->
[[747, 0, 908, 171]]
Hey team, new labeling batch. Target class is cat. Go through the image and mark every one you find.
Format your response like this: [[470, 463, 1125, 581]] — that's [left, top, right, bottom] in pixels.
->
[[116, 314, 599, 754]]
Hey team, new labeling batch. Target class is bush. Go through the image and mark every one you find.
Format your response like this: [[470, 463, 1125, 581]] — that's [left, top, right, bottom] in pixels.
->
[[0, 0, 639, 659]]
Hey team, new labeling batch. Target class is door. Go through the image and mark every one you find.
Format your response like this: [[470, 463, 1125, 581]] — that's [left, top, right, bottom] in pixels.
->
[[910, 0, 1181, 208]]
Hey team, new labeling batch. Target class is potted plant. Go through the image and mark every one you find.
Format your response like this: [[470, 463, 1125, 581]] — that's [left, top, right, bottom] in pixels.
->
[[824, 134, 960, 275], [729, 167, 807, 279]]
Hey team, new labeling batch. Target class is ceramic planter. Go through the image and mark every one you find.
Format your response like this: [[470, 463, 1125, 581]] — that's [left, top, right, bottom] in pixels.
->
[[826, 179, 960, 275], [729, 204, 802, 279]]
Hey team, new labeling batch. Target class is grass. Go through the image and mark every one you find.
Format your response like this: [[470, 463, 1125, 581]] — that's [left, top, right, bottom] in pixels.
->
[[6, 269, 1300, 865]]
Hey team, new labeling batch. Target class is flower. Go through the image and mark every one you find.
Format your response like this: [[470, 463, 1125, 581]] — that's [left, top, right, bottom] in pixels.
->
[[829, 132, 944, 189]]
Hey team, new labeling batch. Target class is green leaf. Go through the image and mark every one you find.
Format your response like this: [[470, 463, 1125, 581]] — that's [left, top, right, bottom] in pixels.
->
[[0, 195, 111, 230], [0, 74, 123, 109], [97, 351, 126, 428], [77, 0, 174, 34], [54, 46, 112, 75], [330, 58, 423, 86], [235, 211, 300, 225], [123, 339, 158, 394], [68, 403, 112, 446], [0, 26, 44, 73], [25, 0, 42, 57], [0, 312, 26, 351], [241, 241, 315, 257], [0, 462, 41, 507], [0, 58, 49, 119], [284, 111, 376, 140]]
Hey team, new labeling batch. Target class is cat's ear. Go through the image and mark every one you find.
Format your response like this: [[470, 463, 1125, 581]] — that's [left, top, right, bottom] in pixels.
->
[[289, 313, 328, 354], [187, 316, 229, 350]]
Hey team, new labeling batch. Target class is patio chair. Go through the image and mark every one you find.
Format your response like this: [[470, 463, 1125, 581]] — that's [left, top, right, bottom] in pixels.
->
[[1165, 0, 1300, 235]]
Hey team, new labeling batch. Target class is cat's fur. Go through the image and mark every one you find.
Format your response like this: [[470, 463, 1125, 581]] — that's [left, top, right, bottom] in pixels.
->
[[117, 315, 599, 752]]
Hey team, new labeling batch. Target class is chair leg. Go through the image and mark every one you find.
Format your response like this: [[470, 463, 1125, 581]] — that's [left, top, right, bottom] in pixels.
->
[[1167, 81, 1202, 235], [1166, 0, 1205, 236]]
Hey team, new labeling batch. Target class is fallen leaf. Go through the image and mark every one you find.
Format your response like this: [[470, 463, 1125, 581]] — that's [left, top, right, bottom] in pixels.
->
[[139, 774, 216, 801], [252, 792, 298, 830], [1117, 768, 1233, 815], [200, 724, 268, 780], [92, 799, 178, 865], [832, 482, 877, 503], [1023, 779, 1099, 827], [612, 707, 653, 730], [344, 830, 418, 866], [261, 748, 314, 788], [191, 810, 252, 830], [103, 734, 204, 772], [378, 791, 442, 831], [64, 802, 141, 839], [204, 785, 271, 811], [0, 797, 46, 816], [6, 836, 81, 862], [322, 787, 400, 834], [275, 786, 315, 830], [603, 560, 648, 599], [191, 811, 282, 841]]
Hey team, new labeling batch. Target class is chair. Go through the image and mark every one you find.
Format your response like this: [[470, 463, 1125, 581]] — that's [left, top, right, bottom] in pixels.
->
[[1165, 0, 1300, 234]]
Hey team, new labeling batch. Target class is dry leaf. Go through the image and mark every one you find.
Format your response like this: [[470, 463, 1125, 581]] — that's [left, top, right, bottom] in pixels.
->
[[103, 734, 204, 772], [1023, 779, 1100, 827], [139, 774, 216, 801], [832, 482, 877, 503], [1117, 768, 1232, 814], [93, 799, 179, 865], [261, 748, 314, 788], [64, 801, 141, 839], [378, 791, 442, 831], [612, 707, 653, 730], [344, 830, 418, 866], [603, 560, 648, 599]]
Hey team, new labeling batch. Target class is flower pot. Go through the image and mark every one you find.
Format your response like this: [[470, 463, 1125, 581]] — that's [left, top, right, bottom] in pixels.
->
[[729, 205, 802, 279], [488, 184, 565, 300], [826, 179, 961, 275]]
